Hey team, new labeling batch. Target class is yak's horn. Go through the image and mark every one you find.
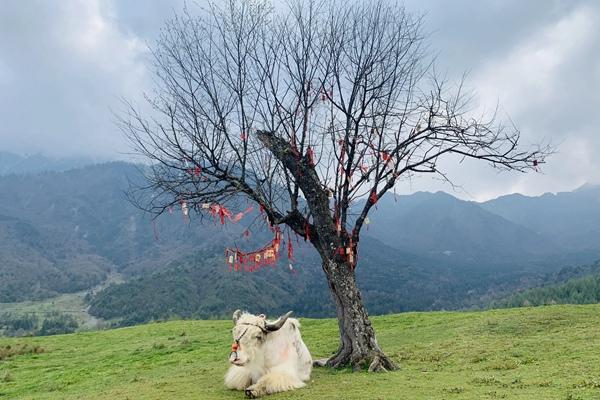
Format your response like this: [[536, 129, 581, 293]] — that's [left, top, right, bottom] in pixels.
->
[[265, 311, 293, 332], [232, 309, 242, 325]]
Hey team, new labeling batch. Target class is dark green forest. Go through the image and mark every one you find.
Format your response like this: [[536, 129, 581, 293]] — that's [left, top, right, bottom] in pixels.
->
[[0, 312, 78, 337], [493, 261, 600, 308]]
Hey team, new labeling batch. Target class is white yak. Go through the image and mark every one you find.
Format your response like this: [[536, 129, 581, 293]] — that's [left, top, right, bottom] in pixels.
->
[[224, 310, 312, 398]]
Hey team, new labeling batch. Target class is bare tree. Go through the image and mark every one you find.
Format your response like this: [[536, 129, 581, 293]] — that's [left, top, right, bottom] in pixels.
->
[[121, 0, 550, 371]]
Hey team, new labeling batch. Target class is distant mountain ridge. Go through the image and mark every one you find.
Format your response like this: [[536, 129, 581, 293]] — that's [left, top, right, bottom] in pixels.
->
[[1, 160, 599, 321], [0, 151, 98, 175], [361, 191, 559, 266], [482, 184, 600, 257]]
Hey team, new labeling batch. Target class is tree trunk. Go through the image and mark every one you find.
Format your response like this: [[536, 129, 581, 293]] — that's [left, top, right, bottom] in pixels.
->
[[315, 257, 398, 372]]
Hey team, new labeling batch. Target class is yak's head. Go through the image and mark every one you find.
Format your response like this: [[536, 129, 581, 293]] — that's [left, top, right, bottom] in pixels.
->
[[228, 309, 292, 366]]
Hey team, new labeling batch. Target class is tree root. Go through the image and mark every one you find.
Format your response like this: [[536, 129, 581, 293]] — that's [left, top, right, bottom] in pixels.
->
[[368, 354, 397, 372], [313, 352, 398, 372]]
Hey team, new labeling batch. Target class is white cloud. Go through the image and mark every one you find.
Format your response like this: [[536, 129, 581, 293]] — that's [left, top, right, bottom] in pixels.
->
[[474, 4, 597, 113], [0, 0, 150, 157], [1, 0, 599, 200], [419, 3, 600, 200]]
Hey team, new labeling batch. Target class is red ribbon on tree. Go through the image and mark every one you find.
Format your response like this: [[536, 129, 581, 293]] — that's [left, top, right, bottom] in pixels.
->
[[287, 232, 294, 261], [369, 190, 378, 205], [199, 203, 253, 225], [226, 228, 283, 272], [307, 146, 316, 167], [303, 220, 311, 241]]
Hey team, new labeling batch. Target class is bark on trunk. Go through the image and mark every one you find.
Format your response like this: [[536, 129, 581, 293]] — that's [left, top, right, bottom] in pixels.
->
[[316, 257, 398, 372]]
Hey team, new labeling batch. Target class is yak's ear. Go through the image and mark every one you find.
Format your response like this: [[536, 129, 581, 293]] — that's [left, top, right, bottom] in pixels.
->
[[232, 309, 242, 325], [258, 314, 266, 319]]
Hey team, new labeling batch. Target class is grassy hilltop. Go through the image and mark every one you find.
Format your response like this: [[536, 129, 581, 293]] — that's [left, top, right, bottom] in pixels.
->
[[2, 305, 600, 399]]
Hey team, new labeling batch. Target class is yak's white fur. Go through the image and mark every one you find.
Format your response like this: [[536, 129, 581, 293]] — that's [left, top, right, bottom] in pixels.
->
[[224, 311, 312, 398]]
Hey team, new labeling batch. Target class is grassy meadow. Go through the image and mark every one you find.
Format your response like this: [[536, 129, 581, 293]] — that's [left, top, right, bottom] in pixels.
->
[[2, 304, 600, 399]]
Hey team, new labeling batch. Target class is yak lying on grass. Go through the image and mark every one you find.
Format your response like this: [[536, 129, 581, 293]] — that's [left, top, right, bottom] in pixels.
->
[[225, 310, 312, 398]]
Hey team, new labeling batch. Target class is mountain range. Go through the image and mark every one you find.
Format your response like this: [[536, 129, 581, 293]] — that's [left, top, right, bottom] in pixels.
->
[[0, 151, 97, 176], [0, 153, 599, 323]]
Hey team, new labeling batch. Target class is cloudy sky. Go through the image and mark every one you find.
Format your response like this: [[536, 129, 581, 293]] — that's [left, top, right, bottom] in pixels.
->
[[1, 0, 598, 200]]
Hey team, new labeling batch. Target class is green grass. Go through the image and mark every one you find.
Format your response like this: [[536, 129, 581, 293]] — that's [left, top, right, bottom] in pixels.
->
[[2, 304, 600, 399]]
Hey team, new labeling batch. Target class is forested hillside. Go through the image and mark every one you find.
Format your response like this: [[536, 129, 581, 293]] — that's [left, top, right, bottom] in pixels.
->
[[0, 214, 112, 302], [1, 162, 600, 326], [493, 261, 600, 308]]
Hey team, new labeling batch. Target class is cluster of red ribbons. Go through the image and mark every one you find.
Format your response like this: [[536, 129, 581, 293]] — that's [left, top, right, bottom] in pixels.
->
[[334, 237, 357, 268], [184, 165, 203, 178], [200, 203, 253, 225], [226, 228, 284, 272]]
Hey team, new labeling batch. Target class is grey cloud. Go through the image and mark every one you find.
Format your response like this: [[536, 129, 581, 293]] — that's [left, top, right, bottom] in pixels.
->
[[0, 0, 598, 200], [397, 0, 600, 199], [0, 0, 151, 157]]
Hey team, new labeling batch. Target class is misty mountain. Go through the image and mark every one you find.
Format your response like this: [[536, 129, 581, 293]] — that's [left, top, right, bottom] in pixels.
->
[[0, 214, 112, 302], [1, 161, 599, 321], [0, 162, 250, 295], [482, 184, 600, 260], [362, 192, 558, 267], [0, 151, 96, 176]]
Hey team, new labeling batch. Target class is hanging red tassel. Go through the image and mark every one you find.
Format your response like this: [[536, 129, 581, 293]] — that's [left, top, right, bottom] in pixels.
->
[[304, 221, 311, 241], [218, 207, 226, 225], [203, 203, 252, 224], [307, 146, 315, 167], [273, 230, 281, 254], [381, 151, 391, 164], [369, 190, 378, 205], [287, 233, 294, 261], [194, 166, 201, 176], [230, 206, 253, 223]]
